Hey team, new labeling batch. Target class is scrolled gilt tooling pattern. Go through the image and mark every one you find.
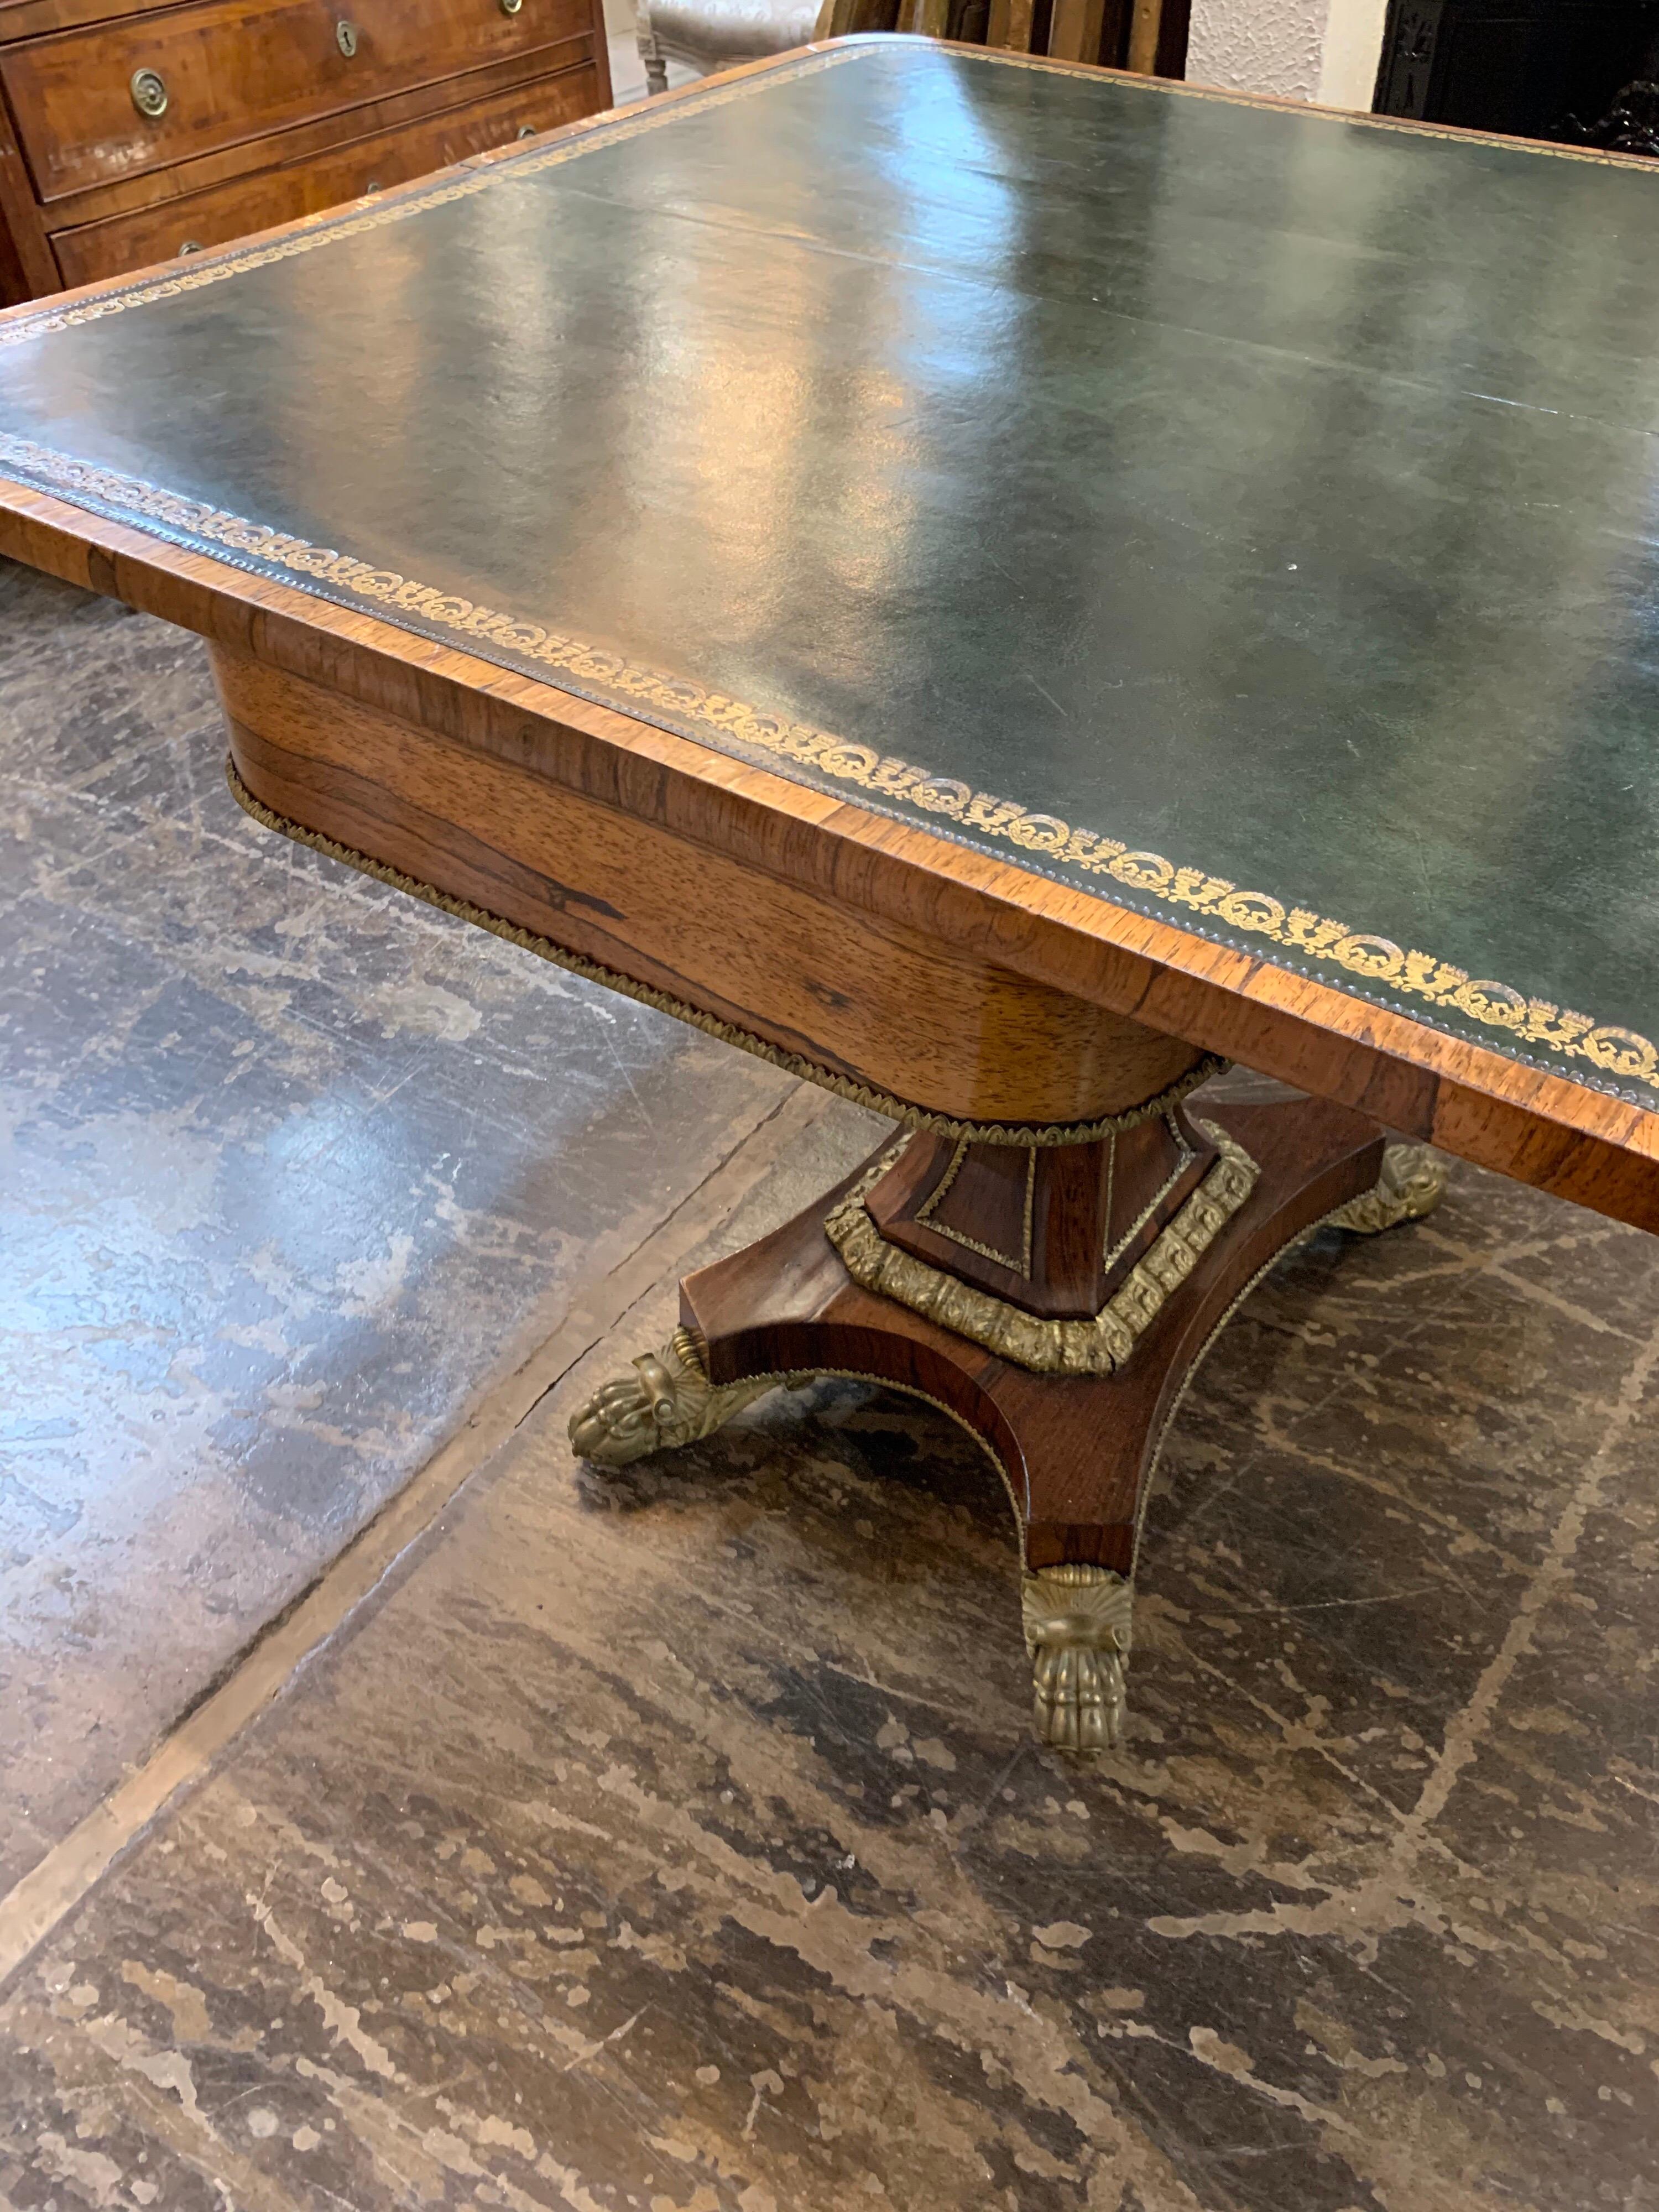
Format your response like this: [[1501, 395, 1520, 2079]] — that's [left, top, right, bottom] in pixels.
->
[[2, 421, 1655, 1098]]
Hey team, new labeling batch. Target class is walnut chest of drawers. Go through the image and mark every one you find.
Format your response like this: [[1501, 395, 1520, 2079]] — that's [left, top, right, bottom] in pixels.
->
[[0, 0, 611, 301]]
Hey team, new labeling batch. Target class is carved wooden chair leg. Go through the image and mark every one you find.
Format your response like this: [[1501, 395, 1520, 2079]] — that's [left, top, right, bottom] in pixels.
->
[[634, 4, 670, 97]]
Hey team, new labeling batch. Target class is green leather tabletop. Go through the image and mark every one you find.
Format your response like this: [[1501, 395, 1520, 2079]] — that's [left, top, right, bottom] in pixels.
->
[[3, 39, 1658, 1106]]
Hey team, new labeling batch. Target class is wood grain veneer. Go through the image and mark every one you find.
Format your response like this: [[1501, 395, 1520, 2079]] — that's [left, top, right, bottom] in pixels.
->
[[216, 643, 1210, 1124], [3, 0, 590, 202], [1, 458, 1655, 1227], [0, 0, 609, 299], [682, 1099, 1385, 1568], [52, 54, 597, 280], [2, 54, 1658, 1230]]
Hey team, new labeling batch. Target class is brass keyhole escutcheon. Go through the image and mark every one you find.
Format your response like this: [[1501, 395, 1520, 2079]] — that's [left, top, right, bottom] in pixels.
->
[[129, 67, 169, 119], [335, 17, 359, 54]]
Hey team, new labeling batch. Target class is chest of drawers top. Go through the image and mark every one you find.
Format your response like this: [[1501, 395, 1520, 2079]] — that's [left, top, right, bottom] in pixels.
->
[[0, 0, 608, 298]]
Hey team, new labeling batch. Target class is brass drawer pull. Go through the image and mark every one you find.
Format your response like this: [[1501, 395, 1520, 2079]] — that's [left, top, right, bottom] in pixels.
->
[[130, 67, 169, 119], [501, 0, 524, 14], [335, 18, 359, 54], [177, 239, 202, 255], [517, 123, 536, 138]]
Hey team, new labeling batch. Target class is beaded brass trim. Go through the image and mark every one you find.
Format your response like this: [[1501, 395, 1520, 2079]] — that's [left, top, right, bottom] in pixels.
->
[[826, 1118, 1259, 1375], [914, 1136, 1037, 1276], [1101, 1115, 1197, 1276], [222, 754, 1224, 1144], [0, 439, 1647, 1102]]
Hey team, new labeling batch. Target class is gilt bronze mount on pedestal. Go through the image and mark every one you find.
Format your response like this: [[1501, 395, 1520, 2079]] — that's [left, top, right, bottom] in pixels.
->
[[4, 37, 1651, 1770], [570, 1057, 1447, 1752]]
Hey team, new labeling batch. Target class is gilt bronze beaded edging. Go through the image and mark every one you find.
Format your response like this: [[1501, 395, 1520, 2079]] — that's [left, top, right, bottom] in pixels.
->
[[0, 446, 1639, 1109]]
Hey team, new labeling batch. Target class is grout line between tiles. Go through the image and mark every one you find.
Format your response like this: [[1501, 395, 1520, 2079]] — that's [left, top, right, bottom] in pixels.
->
[[0, 1078, 858, 1994]]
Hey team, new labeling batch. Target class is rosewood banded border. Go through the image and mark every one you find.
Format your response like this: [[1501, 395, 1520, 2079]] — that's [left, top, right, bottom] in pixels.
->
[[0, 477, 1653, 1229]]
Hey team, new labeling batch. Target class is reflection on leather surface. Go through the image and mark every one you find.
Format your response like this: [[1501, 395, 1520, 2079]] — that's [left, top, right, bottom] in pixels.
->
[[2, 39, 1658, 1104]]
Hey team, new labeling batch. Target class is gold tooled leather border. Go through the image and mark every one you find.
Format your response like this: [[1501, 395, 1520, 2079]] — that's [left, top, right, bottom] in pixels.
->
[[4, 437, 1646, 1099], [2, 43, 1655, 1099]]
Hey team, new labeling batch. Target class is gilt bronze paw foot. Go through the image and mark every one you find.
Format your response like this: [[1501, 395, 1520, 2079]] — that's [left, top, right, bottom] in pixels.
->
[[567, 1102, 1436, 1752], [567, 1324, 782, 1468], [1022, 1563, 1134, 1752], [1328, 1143, 1448, 1235]]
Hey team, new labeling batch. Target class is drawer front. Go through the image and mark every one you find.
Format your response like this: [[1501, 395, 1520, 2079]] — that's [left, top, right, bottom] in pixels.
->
[[51, 60, 599, 286], [5, 0, 593, 202]]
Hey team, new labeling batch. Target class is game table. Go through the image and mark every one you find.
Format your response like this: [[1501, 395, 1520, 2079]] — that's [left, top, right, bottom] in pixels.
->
[[3, 38, 1658, 1753]]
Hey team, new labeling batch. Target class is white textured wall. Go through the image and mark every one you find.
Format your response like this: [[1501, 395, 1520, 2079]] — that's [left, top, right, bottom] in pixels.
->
[[1186, 0, 1331, 101], [1186, 0, 1386, 108]]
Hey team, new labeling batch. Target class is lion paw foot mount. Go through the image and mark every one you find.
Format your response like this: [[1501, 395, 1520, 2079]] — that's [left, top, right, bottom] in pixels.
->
[[568, 1326, 780, 1468], [1023, 1563, 1134, 1753], [1328, 1142, 1449, 1237]]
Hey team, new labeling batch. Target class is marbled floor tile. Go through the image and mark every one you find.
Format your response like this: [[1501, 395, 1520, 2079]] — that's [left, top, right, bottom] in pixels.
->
[[2, 1141, 1655, 2211], [0, 564, 221, 809], [0, 557, 808, 1891]]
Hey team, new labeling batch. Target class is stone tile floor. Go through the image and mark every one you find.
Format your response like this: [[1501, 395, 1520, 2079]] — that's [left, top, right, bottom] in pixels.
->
[[0, 560, 800, 1893], [2, 566, 1658, 2209]]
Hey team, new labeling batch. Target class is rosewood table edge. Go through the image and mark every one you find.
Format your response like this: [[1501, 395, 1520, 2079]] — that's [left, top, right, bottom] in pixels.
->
[[0, 20, 1651, 285], [2, 480, 1657, 1228], [0, 41, 781, 335], [4, 34, 1647, 348]]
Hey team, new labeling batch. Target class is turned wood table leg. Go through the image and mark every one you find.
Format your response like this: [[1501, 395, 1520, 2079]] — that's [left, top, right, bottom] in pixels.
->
[[569, 1078, 1448, 1753]]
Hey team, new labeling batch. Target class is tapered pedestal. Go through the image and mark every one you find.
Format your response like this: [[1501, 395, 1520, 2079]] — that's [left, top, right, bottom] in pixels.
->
[[680, 1097, 1380, 1563], [569, 1094, 1446, 1751]]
